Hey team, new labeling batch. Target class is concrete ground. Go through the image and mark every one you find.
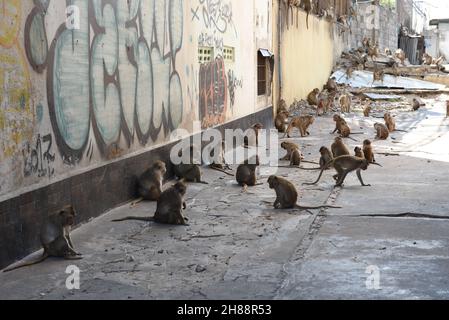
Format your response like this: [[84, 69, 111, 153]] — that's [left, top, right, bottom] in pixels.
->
[[1, 94, 449, 300]]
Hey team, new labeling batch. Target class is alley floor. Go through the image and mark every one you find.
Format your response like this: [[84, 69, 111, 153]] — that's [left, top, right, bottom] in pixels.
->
[[1, 94, 449, 300]]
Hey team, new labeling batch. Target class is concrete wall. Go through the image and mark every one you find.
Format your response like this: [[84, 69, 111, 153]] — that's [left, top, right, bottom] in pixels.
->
[[274, 2, 335, 108], [0, 0, 273, 202]]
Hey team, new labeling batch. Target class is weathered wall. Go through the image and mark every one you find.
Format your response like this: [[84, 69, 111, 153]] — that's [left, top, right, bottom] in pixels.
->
[[275, 3, 334, 108], [437, 23, 449, 60], [0, 0, 272, 202]]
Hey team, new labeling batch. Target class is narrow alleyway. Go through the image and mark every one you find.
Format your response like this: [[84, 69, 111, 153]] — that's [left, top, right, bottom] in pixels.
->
[[1, 94, 448, 300]]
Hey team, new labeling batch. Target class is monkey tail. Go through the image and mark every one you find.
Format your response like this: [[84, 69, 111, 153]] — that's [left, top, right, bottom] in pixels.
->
[[306, 12, 309, 29], [303, 159, 334, 185], [209, 167, 234, 176], [2, 253, 49, 273], [112, 216, 155, 223], [298, 166, 322, 170], [295, 204, 342, 210]]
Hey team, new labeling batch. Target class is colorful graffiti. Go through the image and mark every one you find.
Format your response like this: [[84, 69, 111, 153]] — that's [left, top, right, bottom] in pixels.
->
[[0, 0, 33, 162], [24, 0, 185, 164], [199, 57, 227, 129]]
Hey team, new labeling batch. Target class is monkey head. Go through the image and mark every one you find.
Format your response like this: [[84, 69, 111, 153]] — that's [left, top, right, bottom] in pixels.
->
[[383, 112, 391, 121], [333, 114, 341, 122], [363, 139, 372, 147], [267, 176, 279, 189], [313, 88, 320, 95], [58, 205, 76, 226], [354, 147, 362, 153], [252, 123, 263, 130], [153, 160, 167, 174], [319, 146, 329, 155], [173, 181, 187, 196], [334, 137, 343, 143]]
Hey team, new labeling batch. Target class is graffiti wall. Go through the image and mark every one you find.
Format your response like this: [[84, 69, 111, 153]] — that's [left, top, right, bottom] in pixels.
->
[[0, 0, 273, 200]]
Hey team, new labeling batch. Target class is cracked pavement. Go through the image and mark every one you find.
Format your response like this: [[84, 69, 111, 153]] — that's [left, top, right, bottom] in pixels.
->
[[1, 94, 449, 300]]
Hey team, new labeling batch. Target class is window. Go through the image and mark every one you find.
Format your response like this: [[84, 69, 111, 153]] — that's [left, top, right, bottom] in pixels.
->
[[257, 52, 267, 96], [223, 46, 235, 62], [198, 46, 214, 64]]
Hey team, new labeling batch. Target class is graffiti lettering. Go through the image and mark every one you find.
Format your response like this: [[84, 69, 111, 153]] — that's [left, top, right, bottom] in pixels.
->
[[194, 0, 237, 36], [227, 69, 243, 108], [22, 134, 55, 179]]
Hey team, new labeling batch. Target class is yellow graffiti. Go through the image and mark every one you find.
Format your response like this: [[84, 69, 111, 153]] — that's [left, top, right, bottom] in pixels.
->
[[0, 0, 21, 48], [0, 0, 33, 162]]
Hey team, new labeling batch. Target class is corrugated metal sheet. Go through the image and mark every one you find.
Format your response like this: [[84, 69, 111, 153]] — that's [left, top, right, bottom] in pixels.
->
[[362, 93, 403, 100], [332, 69, 446, 90]]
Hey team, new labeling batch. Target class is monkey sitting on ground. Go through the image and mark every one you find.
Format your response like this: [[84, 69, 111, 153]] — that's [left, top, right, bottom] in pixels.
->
[[299, 146, 334, 171], [280, 141, 302, 166], [363, 139, 376, 163], [303, 156, 381, 187], [412, 98, 426, 111], [244, 123, 263, 148], [354, 146, 364, 158], [339, 94, 351, 113], [131, 160, 167, 207], [113, 181, 188, 226], [284, 115, 315, 138], [3, 206, 82, 272], [307, 88, 320, 106], [174, 146, 208, 184], [317, 92, 336, 116], [363, 105, 371, 117], [275, 111, 290, 133], [331, 137, 350, 158], [236, 156, 261, 192], [332, 114, 347, 134], [374, 123, 389, 140], [324, 77, 337, 92], [267, 176, 341, 211], [384, 112, 395, 132]]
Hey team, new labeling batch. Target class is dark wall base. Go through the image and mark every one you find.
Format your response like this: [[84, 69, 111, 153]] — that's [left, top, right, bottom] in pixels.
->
[[0, 107, 273, 270]]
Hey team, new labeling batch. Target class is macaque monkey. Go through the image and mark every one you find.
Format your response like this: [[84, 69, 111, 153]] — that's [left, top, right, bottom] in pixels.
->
[[368, 43, 379, 61], [372, 69, 384, 84], [284, 115, 315, 138], [363, 105, 371, 117], [331, 137, 350, 158], [385, 48, 392, 56], [131, 160, 167, 207], [301, 0, 312, 29], [319, 146, 333, 169], [422, 53, 433, 65], [374, 123, 389, 140], [446, 101, 449, 118], [384, 112, 396, 132], [174, 146, 208, 184], [236, 156, 261, 192], [303, 156, 381, 187], [332, 114, 347, 134], [307, 88, 320, 106], [363, 139, 376, 163], [339, 94, 351, 113], [412, 98, 425, 111], [395, 49, 406, 66], [354, 146, 364, 158], [267, 176, 341, 210], [113, 181, 189, 225], [324, 77, 337, 92], [280, 142, 302, 167], [275, 111, 290, 133], [346, 66, 354, 79], [244, 123, 263, 148], [3, 206, 82, 272], [317, 92, 336, 116]]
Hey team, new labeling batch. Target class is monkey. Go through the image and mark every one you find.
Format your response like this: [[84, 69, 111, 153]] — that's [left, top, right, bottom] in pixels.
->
[[412, 98, 425, 111], [446, 101, 449, 118], [385, 48, 392, 56], [174, 146, 209, 184], [395, 49, 406, 66], [307, 88, 320, 106], [113, 181, 188, 225], [208, 141, 234, 176], [244, 123, 263, 148], [332, 114, 347, 134], [324, 77, 337, 92], [331, 137, 350, 158], [422, 53, 433, 65], [363, 105, 371, 117], [374, 123, 389, 140], [279, 141, 302, 167], [267, 176, 341, 210], [303, 155, 381, 187], [317, 92, 336, 116], [301, 0, 312, 29], [384, 112, 396, 132], [368, 43, 379, 61], [363, 139, 376, 164], [339, 94, 351, 113], [3, 206, 82, 272], [130, 160, 167, 207], [284, 115, 315, 138], [278, 99, 288, 114], [275, 111, 290, 133], [362, 37, 371, 50], [354, 146, 364, 158], [319, 146, 334, 170], [372, 68, 384, 85], [236, 156, 261, 192]]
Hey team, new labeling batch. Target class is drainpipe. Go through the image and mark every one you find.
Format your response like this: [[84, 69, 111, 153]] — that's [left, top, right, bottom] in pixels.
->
[[277, 0, 282, 106]]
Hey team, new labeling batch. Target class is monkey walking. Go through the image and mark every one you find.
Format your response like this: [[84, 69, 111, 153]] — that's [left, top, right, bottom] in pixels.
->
[[284, 115, 315, 138], [113, 181, 189, 226], [303, 156, 382, 187], [267, 176, 341, 211], [131, 160, 167, 207], [3, 206, 82, 272]]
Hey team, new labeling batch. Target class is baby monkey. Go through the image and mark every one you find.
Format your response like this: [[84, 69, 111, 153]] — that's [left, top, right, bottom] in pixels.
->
[[113, 181, 189, 225], [267, 176, 341, 210], [3, 206, 82, 272]]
